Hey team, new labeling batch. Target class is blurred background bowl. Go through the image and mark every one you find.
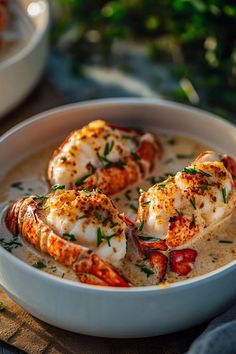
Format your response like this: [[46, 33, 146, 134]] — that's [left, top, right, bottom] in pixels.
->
[[0, 0, 49, 118]]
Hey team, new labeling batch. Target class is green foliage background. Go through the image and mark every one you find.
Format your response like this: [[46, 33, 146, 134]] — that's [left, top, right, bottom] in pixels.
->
[[51, 0, 236, 119]]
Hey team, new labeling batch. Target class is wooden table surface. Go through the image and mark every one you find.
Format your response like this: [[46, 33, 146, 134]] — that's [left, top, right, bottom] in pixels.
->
[[0, 75, 208, 354]]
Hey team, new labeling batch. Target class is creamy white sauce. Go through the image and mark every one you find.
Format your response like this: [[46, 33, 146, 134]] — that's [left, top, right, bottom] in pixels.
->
[[0, 133, 236, 286]]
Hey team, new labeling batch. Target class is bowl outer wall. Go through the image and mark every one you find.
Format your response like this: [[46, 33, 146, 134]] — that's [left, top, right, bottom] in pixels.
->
[[0, 0, 49, 117], [0, 98, 236, 337]]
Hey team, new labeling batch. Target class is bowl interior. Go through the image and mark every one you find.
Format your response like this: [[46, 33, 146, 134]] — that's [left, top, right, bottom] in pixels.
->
[[1, 98, 236, 291]]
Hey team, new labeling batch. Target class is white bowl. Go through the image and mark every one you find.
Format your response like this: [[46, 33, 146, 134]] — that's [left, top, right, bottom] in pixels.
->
[[0, 98, 236, 338], [0, 0, 49, 117]]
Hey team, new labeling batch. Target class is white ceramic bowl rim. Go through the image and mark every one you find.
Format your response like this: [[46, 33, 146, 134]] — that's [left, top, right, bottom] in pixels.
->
[[0, 0, 49, 70], [1, 97, 236, 293]]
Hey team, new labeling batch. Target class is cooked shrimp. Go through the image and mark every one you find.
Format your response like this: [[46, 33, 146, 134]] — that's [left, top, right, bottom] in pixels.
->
[[6, 189, 129, 287], [48, 120, 160, 195], [137, 151, 236, 248]]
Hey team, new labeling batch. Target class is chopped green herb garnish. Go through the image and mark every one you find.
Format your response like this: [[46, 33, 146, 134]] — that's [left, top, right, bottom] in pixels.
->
[[122, 134, 132, 139], [125, 190, 131, 200], [143, 201, 150, 206], [122, 134, 133, 140], [97, 227, 103, 247], [129, 204, 138, 212], [191, 214, 196, 227], [33, 261, 46, 269], [166, 138, 176, 145], [0, 301, 5, 312], [96, 227, 117, 247], [148, 176, 158, 185], [111, 223, 118, 229], [175, 209, 183, 216], [183, 167, 197, 175], [0, 236, 22, 253], [102, 217, 111, 226], [33, 195, 48, 203], [94, 211, 102, 219], [131, 152, 141, 161], [139, 220, 145, 231], [11, 181, 24, 191], [49, 265, 57, 273], [183, 167, 211, 177], [136, 264, 154, 277], [52, 184, 65, 191], [104, 140, 114, 156], [82, 188, 91, 194], [61, 156, 67, 161], [105, 233, 117, 247], [190, 196, 196, 210], [63, 233, 76, 241], [176, 153, 194, 159], [198, 169, 211, 177], [197, 184, 214, 190], [97, 152, 126, 169], [138, 236, 161, 241], [75, 175, 89, 187], [219, 240, 233, 244], [78, 215, 86, 220], [222, 188, 227, 204], [75, 165, 96, 187], [158, 183, 166, 189]]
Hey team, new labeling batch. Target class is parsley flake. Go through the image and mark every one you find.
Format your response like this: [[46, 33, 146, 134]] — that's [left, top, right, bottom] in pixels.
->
[[138, 236, 161, 241], [0, 301, 5, 312], [0, 236, 22, 253], [125, 190, 131, 200], [139, 220, 145, 231], [136, 264, 154, 277], [129, 204, 138, 212], [52, 184, 65, 191], [104, 140, 115, 156], [97, 227, 103, 247], [97, 152, 126, 169], [166, 138, 176, 145], [96, 227, 117, 247], [11, 181, 24, 191], [94, 211, 102, 219], [222, 188, 227, 204], [33, 261, 46, 269], [75, 165, 96, 187], [190, 196, 196, 210], [191, 214, 196, 228], [63, 233, 76, 241]]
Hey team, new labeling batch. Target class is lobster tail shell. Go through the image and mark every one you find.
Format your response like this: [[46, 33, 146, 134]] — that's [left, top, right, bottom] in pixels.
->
[[5, 196, 130, 287]]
